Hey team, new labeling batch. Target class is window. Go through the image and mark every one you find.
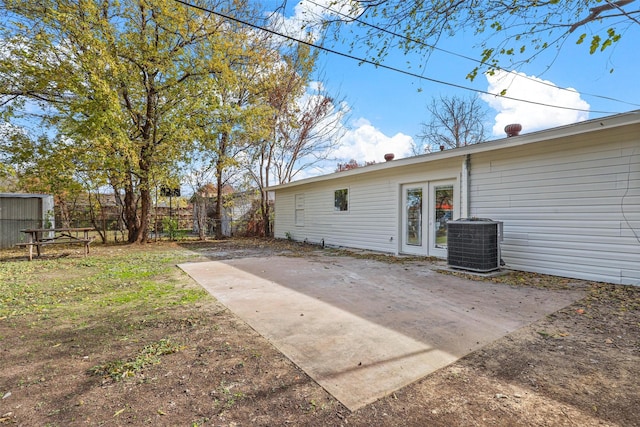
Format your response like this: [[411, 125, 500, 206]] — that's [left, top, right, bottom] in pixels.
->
[[406, 188, 423, 246], [334, 188, 348, 211], [295, 194, 305, 226], [434, 185, 454, 249]]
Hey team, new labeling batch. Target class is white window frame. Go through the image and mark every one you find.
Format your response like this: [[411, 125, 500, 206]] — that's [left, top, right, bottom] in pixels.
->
[[334, 188, 349, 212]]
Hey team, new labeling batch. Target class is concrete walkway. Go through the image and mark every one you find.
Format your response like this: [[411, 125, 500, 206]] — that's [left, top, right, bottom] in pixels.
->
[[179, 255, 583, 411]]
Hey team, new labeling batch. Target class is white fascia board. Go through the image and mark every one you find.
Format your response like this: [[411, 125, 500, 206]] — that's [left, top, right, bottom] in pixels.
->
[[267, 110, 640, 191]]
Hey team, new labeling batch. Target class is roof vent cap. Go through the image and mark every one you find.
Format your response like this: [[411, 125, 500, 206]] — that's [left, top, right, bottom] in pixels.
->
[[505, 123, 522, 137]]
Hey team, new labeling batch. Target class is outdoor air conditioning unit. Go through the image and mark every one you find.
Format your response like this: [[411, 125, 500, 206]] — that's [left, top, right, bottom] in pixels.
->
[[447, 218, 503, 273]]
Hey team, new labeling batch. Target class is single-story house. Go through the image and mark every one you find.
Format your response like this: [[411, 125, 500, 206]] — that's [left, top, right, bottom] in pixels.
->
[[268, 111, 640, 285], [0, 193, 55, 248]]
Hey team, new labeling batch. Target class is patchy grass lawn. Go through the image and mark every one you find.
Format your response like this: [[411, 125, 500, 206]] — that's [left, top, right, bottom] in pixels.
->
[[1, 239, 639, 426], [0, 241, 340, 426]]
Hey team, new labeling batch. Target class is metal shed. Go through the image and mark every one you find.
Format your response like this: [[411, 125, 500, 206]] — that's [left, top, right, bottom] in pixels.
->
[[0, 193, 55, 248]]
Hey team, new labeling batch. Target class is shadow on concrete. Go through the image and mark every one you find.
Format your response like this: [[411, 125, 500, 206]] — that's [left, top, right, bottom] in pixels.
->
[[178, 248, 584, 410]]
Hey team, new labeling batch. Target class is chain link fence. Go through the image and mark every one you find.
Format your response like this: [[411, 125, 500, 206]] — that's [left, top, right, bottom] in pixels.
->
[[1, 192, 272, 248], [50, 207, 269, 243]]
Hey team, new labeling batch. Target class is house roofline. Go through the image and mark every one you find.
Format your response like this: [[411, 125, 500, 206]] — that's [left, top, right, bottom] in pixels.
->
[[267, 109, 640, 191]]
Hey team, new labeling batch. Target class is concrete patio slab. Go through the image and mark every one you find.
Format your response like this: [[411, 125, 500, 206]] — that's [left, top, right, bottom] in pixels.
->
[[179, 255, 584, 411]]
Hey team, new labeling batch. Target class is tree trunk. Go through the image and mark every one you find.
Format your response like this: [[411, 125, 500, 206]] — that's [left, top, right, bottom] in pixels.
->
[[213, 132, 228, 240], [124, 188, 150, 244], [86, 191, 107, 243], [130, 141, 153, 244], [194, 194, 207, 240], [55, 198, 72, 228], [215, 165, 224, 240], [137, 186, 151, 243], [123, 180, 140, 244], [261, 189, 271, 237]]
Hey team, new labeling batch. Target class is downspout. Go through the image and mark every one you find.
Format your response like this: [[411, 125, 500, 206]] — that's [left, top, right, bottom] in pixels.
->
[[461, 154, 471, 219]]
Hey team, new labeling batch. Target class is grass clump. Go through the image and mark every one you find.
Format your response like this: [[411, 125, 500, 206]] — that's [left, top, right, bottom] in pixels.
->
[[88, 338, 185, 381]]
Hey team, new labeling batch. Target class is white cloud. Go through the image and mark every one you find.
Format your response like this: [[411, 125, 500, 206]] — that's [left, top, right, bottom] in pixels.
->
[[334, 118, 414, 163], [307, 80, 324, 92], [481, 70, 590, 136], [293, 118, 415, 180], [268, 0, 360, 42]]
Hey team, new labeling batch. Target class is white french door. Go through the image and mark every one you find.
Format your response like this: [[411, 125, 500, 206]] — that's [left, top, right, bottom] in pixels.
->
[[401, 180, 455, 257], [401, 184, 427, 255], [428, 181, 455, 258]]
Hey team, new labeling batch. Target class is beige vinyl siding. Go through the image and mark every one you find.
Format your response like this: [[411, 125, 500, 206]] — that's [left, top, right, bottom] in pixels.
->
[[275, 174, 399, 252], [470, 124, 640, 285], [274, 158, 461, 254]]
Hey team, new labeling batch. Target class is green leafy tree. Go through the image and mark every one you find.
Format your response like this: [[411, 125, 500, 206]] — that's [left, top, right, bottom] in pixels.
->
[[322, 0, 639, 78], [0, 128, 84, 221], [0, 127, 122, 241], [189, 23, 276, 239], [0, 0, 256, 243]]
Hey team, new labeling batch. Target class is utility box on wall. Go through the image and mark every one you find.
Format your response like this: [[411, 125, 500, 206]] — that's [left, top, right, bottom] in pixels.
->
[[0, 193, 55, 248], [447, 218, 503, 272]]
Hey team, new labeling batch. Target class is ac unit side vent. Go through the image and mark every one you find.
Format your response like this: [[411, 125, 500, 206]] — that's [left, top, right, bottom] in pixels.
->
[[447, 220, 502, 273]]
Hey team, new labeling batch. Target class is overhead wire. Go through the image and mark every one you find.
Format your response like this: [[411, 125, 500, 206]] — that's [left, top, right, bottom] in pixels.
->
[[305, 0, 640, 109], [172, 0, 621, 114]]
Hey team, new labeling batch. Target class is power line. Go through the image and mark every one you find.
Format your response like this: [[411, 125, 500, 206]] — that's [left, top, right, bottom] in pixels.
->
[[305, 0, 640, 109], [173, 0, 620, 115]]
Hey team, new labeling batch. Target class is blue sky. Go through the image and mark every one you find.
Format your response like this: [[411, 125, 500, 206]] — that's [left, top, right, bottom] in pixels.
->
[[266, 0, 640, 172]]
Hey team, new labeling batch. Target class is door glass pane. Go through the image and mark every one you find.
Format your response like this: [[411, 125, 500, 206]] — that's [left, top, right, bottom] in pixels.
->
[[434, 185, 453, 249], [406, 188, 422, 246]]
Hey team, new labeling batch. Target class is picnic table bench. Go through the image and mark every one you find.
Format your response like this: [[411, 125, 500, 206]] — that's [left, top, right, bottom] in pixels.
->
[[17, 227, 96, 261]]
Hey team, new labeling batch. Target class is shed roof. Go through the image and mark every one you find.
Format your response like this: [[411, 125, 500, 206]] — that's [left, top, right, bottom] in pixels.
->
[[0, 193, 52, 199], [268, 110, 640, 191]]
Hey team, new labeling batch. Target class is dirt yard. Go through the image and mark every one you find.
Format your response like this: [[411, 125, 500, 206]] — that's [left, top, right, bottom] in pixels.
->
[[1, 239, 638, 426]]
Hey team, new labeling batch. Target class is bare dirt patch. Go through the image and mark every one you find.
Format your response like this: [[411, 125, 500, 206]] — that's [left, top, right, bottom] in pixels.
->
[[1, 239, 638, 426]]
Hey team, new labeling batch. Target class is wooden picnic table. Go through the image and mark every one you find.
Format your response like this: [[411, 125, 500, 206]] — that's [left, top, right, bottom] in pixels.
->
[[18, 227, 96, 261]]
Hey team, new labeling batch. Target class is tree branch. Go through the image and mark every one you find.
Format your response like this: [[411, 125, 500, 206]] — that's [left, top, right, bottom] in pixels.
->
[[569, 0, 636, 32]]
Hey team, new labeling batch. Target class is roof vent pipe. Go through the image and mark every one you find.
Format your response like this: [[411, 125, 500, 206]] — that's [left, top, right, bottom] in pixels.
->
[[384, 153, 395, 161], [505, 123, 522, 137]]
